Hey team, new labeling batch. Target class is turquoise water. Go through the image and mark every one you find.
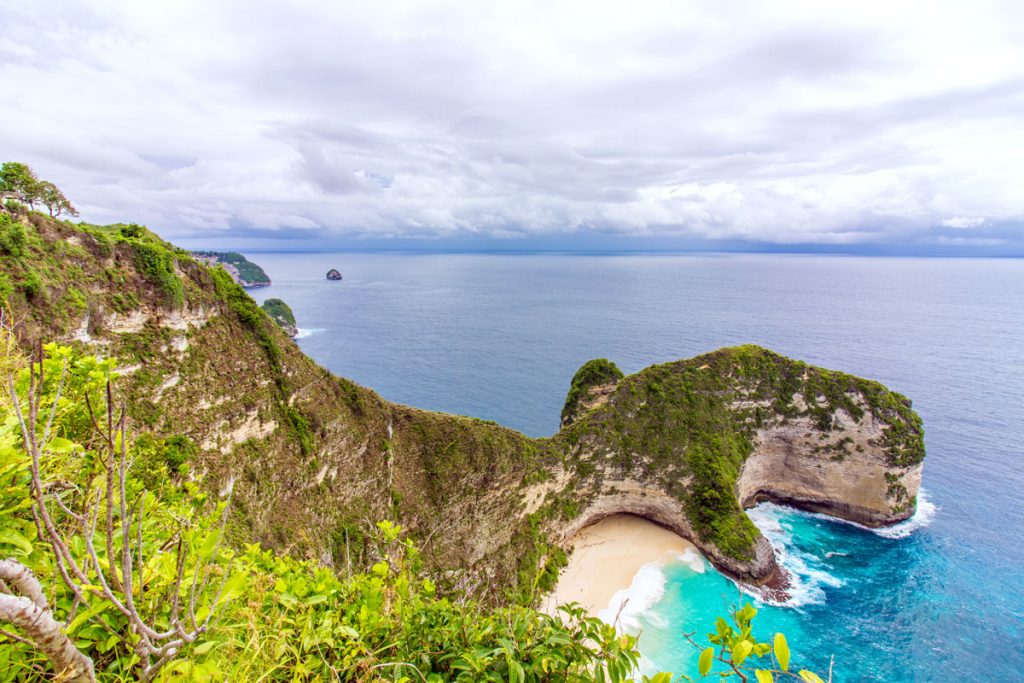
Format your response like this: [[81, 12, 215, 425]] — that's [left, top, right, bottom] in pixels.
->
[[247, 252, 1024, 681]]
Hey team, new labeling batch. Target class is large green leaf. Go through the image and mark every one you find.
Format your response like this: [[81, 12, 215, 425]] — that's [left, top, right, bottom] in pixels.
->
[[698, 647, 714, 676], [734, 639, 753, 665], [774, 632, 790, 671]]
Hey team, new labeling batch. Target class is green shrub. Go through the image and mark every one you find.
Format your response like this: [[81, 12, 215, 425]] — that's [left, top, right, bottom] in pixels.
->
[[561, 357, 624, 424], [131, 241, 184, 306], [20, 269, 42, 298], [0, 214, 26, 257]]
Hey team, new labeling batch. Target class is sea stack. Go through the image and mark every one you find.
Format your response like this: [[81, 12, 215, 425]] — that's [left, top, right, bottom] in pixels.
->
[[326, 268, 343, 280]]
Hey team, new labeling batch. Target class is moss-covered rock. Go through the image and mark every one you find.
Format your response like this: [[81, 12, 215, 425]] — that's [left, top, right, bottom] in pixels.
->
[[560, 358, 624, 427], [261, 298, 298, 337]]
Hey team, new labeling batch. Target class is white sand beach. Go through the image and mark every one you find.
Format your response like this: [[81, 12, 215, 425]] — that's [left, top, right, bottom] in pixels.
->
[[544, 514, 702, 617]]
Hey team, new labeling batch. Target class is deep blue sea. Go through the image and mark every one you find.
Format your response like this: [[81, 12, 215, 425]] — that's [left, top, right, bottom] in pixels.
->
[[248, 252, 1024, 682]]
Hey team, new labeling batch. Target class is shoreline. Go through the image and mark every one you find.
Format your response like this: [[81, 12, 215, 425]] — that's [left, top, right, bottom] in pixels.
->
[[543, 513, 703, 618]]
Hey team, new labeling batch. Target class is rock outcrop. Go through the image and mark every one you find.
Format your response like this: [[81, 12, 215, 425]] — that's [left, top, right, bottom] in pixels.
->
[[326, 268, 342, 281], [542, 349, 924, 589], [260, 298, 298, 338]]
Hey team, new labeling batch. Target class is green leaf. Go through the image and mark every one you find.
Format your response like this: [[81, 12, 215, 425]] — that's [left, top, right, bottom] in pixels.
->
[[46, 437, 79, 453], [0, 527, 32, 556], [799, 671, 825, 683], [698, 647, 714, 676], [774, 633, 790, 672], [755, 671, 774, 683], [734, 639, 753, 665], [192, 640, 219, 655], [509, 660, 525, 683], [647, 674, 674, 683]]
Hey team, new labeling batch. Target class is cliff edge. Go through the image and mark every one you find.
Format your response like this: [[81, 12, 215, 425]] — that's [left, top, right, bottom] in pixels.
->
[[0, 212, 925, 603]]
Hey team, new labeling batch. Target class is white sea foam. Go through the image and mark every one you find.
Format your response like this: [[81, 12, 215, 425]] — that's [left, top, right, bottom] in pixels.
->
[[598, 562, 668, 633], [294, 328, 326, 339], [676, 547, 707, 573], [596, 549, 709, 634], [784, 488, 938, 539], [745, 503, 844, 608], [871, 489, 937, 539]]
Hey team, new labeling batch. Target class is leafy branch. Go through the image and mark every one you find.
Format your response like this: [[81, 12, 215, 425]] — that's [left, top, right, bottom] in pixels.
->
[[687, 603, 831, 683]]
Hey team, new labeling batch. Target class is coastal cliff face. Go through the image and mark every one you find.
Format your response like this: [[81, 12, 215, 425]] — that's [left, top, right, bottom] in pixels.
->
[[0, 213, 926, 604], [738, 407, 923, 527], [542, 347, 925, 587]]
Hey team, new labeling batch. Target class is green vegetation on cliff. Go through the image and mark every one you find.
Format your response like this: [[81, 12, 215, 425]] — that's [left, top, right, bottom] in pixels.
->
[[192, 251, 272, 287], [261, 298, 298, 336], [0, 173, 913, 681], [261, 298, 296, 328], [0, 340, 660, 682], [561, 358, 624, 426], [554, 345, 925, 563]]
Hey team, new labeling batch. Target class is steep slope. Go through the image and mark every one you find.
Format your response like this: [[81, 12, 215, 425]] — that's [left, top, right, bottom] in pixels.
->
[[0, 210, 925, 602]]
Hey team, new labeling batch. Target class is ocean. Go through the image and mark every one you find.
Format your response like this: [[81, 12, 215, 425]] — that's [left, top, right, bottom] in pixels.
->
[[247, 251, 1024, 682]]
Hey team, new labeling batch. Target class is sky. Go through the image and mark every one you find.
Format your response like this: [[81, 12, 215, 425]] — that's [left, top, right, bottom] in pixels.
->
[[1, 0, 1023, 254]]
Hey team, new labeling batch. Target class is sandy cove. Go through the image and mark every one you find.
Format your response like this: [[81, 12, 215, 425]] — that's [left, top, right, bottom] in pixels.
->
[[543, 513, 704, 618]]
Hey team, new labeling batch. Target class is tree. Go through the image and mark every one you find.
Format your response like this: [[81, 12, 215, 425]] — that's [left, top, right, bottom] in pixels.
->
[[0, 162, 41, 209], [0, 325, 232, 681], [38, 181, 78, 218], [0, 162, 77, 216]]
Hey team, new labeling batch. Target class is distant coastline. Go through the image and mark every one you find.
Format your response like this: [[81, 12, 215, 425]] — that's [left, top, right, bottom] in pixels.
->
[[191, 250, 272, 287]]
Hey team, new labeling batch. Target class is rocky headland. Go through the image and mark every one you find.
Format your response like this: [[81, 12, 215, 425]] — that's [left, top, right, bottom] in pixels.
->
[[1, 213, 925, 605]]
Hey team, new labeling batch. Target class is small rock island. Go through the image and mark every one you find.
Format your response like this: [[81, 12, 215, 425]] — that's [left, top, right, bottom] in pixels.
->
[[326, 268, 343, 280]]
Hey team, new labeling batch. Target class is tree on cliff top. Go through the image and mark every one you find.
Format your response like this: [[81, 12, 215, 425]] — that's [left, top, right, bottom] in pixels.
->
[[0, 162, 78, 217]]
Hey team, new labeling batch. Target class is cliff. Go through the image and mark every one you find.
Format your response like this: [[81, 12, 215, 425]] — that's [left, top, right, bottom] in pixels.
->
[[0, 211, 925, 603], [191, 250, 272, 287]]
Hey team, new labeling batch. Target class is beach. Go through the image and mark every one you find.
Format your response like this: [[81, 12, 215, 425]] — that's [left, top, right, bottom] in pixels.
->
[[544, 514, 702, 617]]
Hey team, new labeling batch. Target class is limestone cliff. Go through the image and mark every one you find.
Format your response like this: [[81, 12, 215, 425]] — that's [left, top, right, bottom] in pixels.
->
[[0, 212, 926, 604]]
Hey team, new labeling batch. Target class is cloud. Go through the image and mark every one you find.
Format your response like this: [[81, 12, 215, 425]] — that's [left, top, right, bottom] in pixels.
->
[[941, 216, 987, 229], [0, 0, 1023, 251]]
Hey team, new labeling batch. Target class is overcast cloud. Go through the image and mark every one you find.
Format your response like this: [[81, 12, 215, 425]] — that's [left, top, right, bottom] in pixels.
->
[[2, 0, 1023, 251]]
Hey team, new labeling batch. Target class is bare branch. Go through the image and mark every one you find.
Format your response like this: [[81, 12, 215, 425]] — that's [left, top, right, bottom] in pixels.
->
[[0, 559, 49, 610], [0, 566, 95, 682]]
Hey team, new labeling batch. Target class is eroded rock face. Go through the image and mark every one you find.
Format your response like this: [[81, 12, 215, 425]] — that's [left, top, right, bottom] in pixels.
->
[[739, 407, 923, 526]]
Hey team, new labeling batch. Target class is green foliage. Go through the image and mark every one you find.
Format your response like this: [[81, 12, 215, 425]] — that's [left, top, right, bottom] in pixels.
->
[[119, 222, 144, 239], [561, 358, 624, 425], [261, 297, 296, 328], [690, 602, 829, 683], [38, 180, 78, 218], [282, 404, 314, 458], [559, 345, 925, 561], [130, 241, 184, 306], [0, 214, 26, 257], [0, 343, 236, 681], [20, 268, 42, 299], [210, 267, 282, 377], [0, 162, 77, 217], [0, 344, 677, 681], [0, 162, 41, 209]]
